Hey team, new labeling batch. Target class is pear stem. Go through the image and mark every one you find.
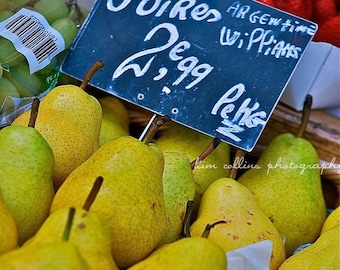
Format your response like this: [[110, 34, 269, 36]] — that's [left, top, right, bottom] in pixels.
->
[[190, 137, 221, 170], [229, 148, 245, 180], [181, 200, 195, 238], [140, 114, 171, 144], [296, 94, 313, 138], [79, 60, 105, 90], [28, 98, 40, 128], [82, 176, 104, 211], [62, 207, 76, 241], [201, 220, 226, 238]]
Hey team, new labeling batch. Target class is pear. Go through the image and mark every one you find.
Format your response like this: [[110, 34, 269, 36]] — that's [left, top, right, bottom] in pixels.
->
[[190, 177, 286, 270], [279, 224, 339, 270], [128, 222, 227, 270], [0, 99, 55, 245], [238, 95, 326, 256], [158, 137, 223, 246], [12, 61, 104, 189], [320, 206, 339, 235], [0, 208, 91, 270], [50, 115, 170, 269], [24, 177, 118, 270], [158, 151, 196, 246], [98, 95, 130, 146], [0, 187, 18, 255], [155, 121, 231, 212], [0, 241, 91, 269]]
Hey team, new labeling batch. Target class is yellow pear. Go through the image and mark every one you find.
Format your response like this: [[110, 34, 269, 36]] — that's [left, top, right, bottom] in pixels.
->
[[279, 224, 340, 270], [12, 109, 89, 190], [0, 187, 18, 255], [24, 177, 118, 270], [12, 61, 104, 189], [190, 177, 286, 270], [128, 223, 227, 270], [238, 96, 326, 256], [24, 206, 118, 270], [320, 207, 340, 235], [50, 115, 170, 269], [0, 207, 90, 270], [0, 241, 91, 270], [98, 95, 130, 146]]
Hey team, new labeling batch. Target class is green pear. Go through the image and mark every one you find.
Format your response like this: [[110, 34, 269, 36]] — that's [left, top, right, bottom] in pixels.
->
[[12, 61, 104, 189], [0, 99, 55, 245], [24, 176, 118, 270], [0, 187, 18, 255], [238, 95, 326, 256], [158, 152, 196, 246], [190, 177, 286, 270], [50, 115, 170, 269], [128, 222, 227, 270], [279, 224, 339, 270], [158, 137, 223, 246], [98, 95, 130, 146], [155, 121, 231, 211], [0, 207, 91, 270]]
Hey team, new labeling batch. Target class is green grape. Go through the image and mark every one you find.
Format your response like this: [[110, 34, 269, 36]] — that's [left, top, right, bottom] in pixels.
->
[[3, 61, 44, 97], [0, 0, 8, 12], [0, 10, 13, 21], [51, 17, 78, 49], [33, 0, 69, 24], [0, 37, 26, 68], [0, 76, 20, 107], [7, 0, 35, 12]]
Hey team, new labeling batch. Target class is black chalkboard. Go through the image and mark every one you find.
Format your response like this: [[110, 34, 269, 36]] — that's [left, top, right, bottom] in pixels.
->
[[61, 0, 317, 151]]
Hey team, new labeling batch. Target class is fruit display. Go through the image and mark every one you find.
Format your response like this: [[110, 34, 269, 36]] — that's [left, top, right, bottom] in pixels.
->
[[0, 0, 339, 269]]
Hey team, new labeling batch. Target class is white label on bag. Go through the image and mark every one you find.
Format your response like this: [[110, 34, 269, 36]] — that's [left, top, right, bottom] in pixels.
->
[[0, 8, 65, 74]]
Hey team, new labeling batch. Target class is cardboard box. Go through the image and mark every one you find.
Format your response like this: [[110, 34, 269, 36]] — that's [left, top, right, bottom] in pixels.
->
[[280, 41, 340, 112]]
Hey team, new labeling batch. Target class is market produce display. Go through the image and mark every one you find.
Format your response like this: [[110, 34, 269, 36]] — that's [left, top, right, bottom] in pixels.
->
[[0, 78, 338, 269], [0, 0, 339, 269]]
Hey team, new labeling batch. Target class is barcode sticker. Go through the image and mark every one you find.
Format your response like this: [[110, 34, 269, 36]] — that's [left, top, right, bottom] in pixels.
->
[[0, 8, 65, 74]]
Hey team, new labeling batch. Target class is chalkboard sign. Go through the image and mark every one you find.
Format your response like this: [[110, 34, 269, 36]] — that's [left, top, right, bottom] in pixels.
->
[[61, 0, 317, 151]]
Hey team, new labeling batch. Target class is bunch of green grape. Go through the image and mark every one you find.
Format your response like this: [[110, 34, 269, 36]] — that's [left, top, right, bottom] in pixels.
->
[[0, 0, 89, 107]]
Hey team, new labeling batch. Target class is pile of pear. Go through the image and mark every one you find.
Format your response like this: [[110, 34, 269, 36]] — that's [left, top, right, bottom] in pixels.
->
[[0, 58, 337, 269]]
